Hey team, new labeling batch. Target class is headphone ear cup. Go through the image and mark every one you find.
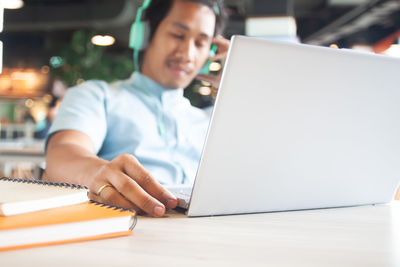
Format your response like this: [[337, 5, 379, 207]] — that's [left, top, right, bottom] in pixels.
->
[[129, 21, 150, 51], [142, 21, 150, 49]]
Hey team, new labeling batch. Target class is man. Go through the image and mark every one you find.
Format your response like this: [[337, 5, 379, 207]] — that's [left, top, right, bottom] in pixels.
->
[[45, 0, 229, 217]]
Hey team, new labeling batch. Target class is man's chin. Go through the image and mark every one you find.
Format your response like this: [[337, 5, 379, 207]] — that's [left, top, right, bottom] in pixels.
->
[[163, 77, 195, 90], [163, 82, 190, 90]]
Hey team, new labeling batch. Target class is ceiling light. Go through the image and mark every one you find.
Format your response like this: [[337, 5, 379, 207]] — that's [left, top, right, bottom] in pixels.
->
[[91, 35, 115, 46], [3, 0, 24, 9]]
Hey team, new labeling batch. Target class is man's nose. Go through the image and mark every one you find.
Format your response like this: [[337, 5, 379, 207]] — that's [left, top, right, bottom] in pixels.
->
[[178, 39, 196, 62]]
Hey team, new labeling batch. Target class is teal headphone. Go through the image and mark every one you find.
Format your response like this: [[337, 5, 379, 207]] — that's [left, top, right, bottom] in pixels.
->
[[129, 0, 219, 74], [129, 0, 152, 72]]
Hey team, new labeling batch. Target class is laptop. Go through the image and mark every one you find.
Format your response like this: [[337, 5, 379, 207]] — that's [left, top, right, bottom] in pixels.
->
[[166, 35, 400, 217]]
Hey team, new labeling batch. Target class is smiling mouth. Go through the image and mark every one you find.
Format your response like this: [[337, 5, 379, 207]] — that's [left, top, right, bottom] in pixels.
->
[[167, 61, 193, 77]]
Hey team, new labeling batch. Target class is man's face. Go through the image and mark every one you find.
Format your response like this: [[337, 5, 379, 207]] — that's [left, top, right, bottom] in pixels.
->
[[141, 0, 216, 89]]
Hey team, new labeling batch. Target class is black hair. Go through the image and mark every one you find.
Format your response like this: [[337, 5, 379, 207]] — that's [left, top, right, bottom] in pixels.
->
[[144, 0, 227, 41]]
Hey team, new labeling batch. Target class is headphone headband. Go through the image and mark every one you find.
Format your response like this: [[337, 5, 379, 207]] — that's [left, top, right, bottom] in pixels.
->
[[212, 1, 220, 15], [130, 0, 153, 70]]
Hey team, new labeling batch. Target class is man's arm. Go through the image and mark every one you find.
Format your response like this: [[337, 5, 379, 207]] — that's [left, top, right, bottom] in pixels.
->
[[45, 130, 178, 217]]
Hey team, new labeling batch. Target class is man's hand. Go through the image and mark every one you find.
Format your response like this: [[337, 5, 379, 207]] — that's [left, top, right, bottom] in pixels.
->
[[209, 35, 230, 61], [89, 154, 178, 217], [196, 35, 230, 88], [46, 130, 178, 217]]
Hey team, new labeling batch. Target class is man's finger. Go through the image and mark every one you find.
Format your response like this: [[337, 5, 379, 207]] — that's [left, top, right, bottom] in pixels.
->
[[210, 53, 227, 61], [107, 171, 167, 217], [211, 36, 230, 61], [89, 185, 142, 213], [117, 154, 177, 209]]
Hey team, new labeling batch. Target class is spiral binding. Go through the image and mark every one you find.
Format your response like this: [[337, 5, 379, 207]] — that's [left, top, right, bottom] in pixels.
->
[[0, 177, 88, 190], [90, 200, 138, 230]]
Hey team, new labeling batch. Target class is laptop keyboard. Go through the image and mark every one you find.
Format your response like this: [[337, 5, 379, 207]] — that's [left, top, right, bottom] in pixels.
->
[[168, 186, 191, 198], [164, 185, 193, 209]]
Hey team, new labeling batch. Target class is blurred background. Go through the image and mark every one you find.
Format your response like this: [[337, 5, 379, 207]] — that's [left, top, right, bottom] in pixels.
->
[[0, 0, 399, 179]]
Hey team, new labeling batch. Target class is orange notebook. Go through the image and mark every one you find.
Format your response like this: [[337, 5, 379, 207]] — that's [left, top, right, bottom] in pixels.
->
[[0, 201, 137, 251]]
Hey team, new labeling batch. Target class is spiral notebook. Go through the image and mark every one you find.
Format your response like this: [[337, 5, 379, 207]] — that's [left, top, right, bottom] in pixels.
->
[[0, 200, 137, 251], [0, 177, 89, 216]]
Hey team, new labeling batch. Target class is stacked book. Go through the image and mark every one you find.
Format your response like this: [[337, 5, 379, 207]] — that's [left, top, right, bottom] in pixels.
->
[[0, 177, 136, 251]]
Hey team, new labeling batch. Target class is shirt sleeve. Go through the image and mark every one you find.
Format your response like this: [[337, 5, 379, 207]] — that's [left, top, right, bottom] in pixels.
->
[[46, 80, 108, 154]]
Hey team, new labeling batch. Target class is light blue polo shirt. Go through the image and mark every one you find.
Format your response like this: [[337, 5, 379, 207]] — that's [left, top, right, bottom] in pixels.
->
[[47, 72, 211, 185]]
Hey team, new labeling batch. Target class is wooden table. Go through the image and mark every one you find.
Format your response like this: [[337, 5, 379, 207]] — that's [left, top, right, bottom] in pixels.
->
[[2, 201, 400, 267]]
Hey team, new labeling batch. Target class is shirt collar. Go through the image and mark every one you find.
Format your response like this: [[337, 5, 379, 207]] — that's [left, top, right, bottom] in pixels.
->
[[130, 72, 184, 104]]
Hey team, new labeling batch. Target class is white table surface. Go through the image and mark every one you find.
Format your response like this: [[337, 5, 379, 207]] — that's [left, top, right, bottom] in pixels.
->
[[2, 201, 400, 267]]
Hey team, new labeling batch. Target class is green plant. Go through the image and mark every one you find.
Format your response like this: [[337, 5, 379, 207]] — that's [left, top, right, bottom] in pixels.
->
[[49, 30, 134, 87]]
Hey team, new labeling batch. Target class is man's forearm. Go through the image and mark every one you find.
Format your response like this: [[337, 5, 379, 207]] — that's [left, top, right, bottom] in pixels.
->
[[45, 143, 107, 186]]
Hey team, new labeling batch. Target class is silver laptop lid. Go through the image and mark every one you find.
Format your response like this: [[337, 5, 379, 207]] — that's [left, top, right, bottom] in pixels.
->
[[187, 35, 400, 217]]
